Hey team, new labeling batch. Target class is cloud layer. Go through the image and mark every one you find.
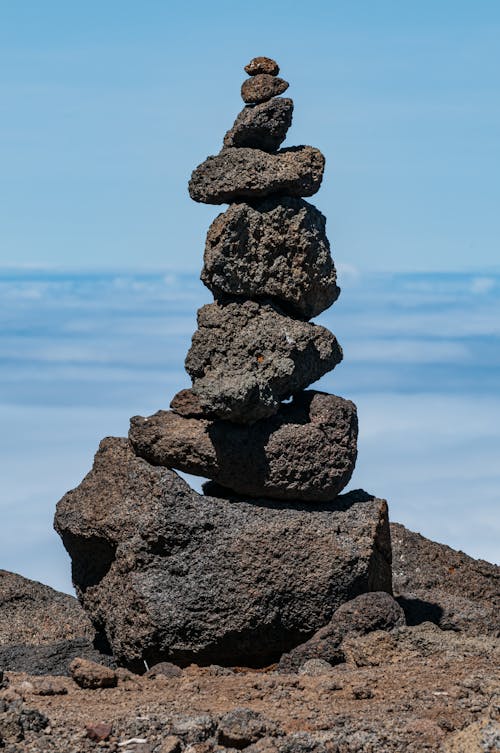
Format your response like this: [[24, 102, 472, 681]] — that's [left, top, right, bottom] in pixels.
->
[[1, 268, 498, 592]]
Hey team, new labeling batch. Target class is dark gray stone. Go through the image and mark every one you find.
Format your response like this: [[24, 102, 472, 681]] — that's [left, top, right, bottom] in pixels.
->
[[54, 437, 392, 669], [279, 592, 405, 672], [188, 146, 325, 205], [391, 523, 500, 636], [129, 391, 357, 502], [201, 197, 339, 318], [241, 74, 289, 104], [0, 638, 114, 676], [244, 57, 280, 76], [223, 98, 293, 152], [184, 300, 342, 423]]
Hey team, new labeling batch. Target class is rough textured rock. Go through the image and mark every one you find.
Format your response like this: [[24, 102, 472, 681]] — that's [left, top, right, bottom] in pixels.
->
[[69, 657, 118, 689], [0, 637, 114, 676], [0, 570, 93, 647], [54, 437, 392, 669], [170, 388, 207, 417], [244, 57, 280, 76], [185, 300, 342, 423], [217, 708, 280, 748], [391, 522, 500, 636], [241, 74, 289, 104], [130, 391, 357, 501], [223, 98, 293, 152], [189, 146, 325, 204], [202, 197, 339, 318], [279, 592, 405, 672]]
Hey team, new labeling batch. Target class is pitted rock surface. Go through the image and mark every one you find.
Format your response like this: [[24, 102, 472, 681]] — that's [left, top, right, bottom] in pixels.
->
[[223, 98, 293, 152], [279, 592, 406, 671], [184, 300, 342, 423], [241, 74, 289, 104], [54, 437, 392, 669], [0, 570, 93, 647], [188, 146, 324, 205], [244, 57, 280, 76], [129, 391, 357, 501], [391, 523, 500, 636], [202, 197, 339, 318]]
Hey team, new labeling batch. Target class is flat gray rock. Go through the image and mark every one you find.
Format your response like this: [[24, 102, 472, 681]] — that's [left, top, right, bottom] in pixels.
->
[[184, 300, 342, 423], [54, 437, 392, 669], [129, 391, 357, 501], [223, 98, 293, 152], [188, 146, 324, 205], [202, 197, 339, 318], [241, 74, 289, 103]]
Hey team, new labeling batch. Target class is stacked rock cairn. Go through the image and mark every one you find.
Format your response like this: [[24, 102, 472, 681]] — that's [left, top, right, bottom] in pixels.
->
[[131, 56, 358, 501], [55, 57, 392, 671]]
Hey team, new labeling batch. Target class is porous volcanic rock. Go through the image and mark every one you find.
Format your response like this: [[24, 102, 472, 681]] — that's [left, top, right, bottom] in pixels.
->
[[279, 592, 406, 671], [188, 146, 324, 205], [129, 391, 357, 501], [201, 197, 339, 318], [184, 300, 342, 423], [241, 74, 289, 104], [244, 56, 280, 76], [0, 638, 114, 676], [0, 570, 93, 647], [54, 437, 392, 669], [391, 523, 500, 636], [223, 98, 293, 152]]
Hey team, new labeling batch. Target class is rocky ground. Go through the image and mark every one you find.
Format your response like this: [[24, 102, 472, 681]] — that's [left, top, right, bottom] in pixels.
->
[[1, 523, 499, 753]]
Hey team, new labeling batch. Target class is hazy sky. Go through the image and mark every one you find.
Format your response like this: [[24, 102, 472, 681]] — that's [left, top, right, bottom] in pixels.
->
[[1, 1, 499, 272]]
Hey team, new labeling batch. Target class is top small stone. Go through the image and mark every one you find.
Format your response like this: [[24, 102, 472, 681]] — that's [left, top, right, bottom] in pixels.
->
[[244, 56, 280, 76]]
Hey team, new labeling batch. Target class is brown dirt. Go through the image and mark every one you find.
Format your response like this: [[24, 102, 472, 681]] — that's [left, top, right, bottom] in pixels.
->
[[2, 623, 499, 753]]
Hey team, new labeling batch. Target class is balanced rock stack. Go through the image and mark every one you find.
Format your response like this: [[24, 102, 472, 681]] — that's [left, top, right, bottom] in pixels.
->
[[132, 56, 356, 501], [54, 58, 393, 672]]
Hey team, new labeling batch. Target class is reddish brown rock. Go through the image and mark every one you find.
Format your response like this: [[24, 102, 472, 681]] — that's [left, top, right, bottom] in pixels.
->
[[241, 75, 289, 104], [188, 146, 325, 205], [69, 658, 117, 690], [130, 391, 357, 502], [244, 57, 280, 76], [86, 722, 112, 741]]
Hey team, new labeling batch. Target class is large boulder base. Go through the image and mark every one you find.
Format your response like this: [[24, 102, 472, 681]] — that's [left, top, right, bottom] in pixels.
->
[[185, 300, 342, 423], [54, 437, 392, 670], [391, 523, 500, 636], [223, 98, 294, 152], [129, 391, 358, 502], [202, 197, 339, 318], [188, 146, 324, 205]]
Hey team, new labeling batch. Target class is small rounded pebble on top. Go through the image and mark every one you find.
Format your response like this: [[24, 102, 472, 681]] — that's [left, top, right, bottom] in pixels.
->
[[244, 56, 280, 76]]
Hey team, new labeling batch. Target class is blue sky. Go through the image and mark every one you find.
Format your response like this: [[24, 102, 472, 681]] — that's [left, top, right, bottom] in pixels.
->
[[1, 1, 499, 272], [0, 3, 499, 591]]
